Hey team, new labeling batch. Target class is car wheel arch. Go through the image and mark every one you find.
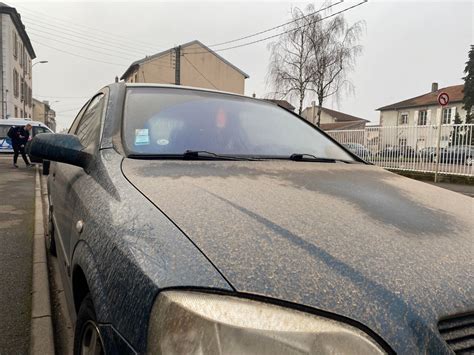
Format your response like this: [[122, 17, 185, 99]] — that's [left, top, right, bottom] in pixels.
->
[[72, 264, 90, 314], [71, 240, 110, 323]]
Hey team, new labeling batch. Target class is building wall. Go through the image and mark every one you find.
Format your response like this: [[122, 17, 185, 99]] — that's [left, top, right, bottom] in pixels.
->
[[125, 43, 246, 94], [1, 13, 33, 119], [379, 103, 468, 149], [301, 107, 337, 124], [139, 51, 175, 85], [33, 98, 45, 123], [379, 102, 467, 127], [33, 98, 56, 132]]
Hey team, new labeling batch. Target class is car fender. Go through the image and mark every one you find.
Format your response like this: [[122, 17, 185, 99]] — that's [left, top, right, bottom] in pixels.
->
[[71, 240, 110, 324]]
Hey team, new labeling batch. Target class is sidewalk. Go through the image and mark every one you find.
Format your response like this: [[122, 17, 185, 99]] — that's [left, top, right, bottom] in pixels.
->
[[425, 181, 474, 197], [0, 155, 35, 353]]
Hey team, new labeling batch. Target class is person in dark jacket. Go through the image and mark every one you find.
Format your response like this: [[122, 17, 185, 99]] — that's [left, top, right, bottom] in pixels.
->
[[10, 124, 33, 168]]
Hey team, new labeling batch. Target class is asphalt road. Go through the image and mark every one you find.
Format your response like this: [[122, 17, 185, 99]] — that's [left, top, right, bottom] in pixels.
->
[[0, 155, 35, 354]]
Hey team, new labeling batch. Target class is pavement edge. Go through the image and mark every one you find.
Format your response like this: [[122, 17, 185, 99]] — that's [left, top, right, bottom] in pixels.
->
[[29, 166, 55, 355]]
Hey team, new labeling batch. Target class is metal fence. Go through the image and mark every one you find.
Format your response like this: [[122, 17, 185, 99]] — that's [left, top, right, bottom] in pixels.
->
[[327, 124, 474, 177]]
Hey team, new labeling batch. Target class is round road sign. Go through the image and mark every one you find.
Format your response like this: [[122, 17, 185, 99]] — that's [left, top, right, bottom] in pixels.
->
[[438, 92, 449, 106]]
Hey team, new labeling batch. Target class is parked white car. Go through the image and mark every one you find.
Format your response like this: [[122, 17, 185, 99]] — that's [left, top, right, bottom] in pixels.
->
[[0, 118, 53, 154]]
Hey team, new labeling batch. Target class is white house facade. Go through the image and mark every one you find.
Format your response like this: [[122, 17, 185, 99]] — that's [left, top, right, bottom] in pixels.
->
[[377, 83, 467, 149], [0, 3, 35, 119]]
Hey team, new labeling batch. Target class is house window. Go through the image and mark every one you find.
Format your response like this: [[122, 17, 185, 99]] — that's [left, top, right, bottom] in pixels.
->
[[13, 69, 19, 98], [442, 107, 452, 124], [20, 79, 24, 102], [134, 73, 138, 82], [418, 110, 427, 125], [400, 113, 408, 125], [19, 44, 23, 68], [14, 106, 18, 117], [13, 32, 18, 59]]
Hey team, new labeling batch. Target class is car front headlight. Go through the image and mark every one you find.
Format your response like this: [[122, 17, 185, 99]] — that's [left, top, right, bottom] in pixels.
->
[[147, 291, 386, 354]]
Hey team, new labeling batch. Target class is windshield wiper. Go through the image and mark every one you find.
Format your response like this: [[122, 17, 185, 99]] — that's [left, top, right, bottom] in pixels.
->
[[183, 150, 261, 161], [289, 153, 354, 164]]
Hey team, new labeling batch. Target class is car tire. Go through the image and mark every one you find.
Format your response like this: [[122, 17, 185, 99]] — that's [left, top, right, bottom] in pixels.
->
[[74, 294, 105, 355], [47, 208, 57, 257]]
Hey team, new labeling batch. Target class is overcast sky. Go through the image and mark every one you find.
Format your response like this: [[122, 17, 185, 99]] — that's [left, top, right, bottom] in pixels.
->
[[9, 0, 474, 131]]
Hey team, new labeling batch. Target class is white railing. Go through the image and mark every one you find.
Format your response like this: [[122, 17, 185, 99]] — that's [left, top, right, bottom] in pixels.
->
[[327, 124, 474, 177]]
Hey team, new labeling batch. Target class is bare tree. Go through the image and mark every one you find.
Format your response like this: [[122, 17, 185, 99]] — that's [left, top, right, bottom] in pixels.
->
[[267, 3, 364, 123], [305, 4, 364, 126], [267, 8, 314, 115]]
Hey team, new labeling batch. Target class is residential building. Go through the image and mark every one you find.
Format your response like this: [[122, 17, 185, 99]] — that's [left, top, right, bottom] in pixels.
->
[[33, 98, 56, 132], [120, 40, 249, 95], [377, 83, 467, 149], [0, 3, 35, 119], [262, 99, 295, 111], [300, 106, 369, 130]]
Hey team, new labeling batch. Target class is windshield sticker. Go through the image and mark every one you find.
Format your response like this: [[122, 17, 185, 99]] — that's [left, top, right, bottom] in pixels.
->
[[135, 129, 150, 146], [157, 139, 169, 146]]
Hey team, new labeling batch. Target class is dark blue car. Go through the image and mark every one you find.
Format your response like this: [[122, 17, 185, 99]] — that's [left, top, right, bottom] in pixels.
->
[[30, 83, 473, 355]]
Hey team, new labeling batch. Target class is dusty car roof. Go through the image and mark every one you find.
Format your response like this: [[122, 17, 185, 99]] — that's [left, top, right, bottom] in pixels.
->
[[123, 83, 263, 102]]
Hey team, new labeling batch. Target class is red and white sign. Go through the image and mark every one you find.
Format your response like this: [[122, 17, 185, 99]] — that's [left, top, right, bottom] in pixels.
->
[[437, 92, 449, 106]]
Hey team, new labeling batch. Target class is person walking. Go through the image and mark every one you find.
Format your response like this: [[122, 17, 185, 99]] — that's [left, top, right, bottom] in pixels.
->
[[8, 124, 33, 168]]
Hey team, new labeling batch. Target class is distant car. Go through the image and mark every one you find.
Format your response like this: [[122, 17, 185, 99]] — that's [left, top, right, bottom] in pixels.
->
[[376, 146, 416, 159], [418, 147, 438, 162], [434, 146, 474, 165], [30, 83, 473, 355], [342, 143, 371, 160], [0, 118, 53, 163]]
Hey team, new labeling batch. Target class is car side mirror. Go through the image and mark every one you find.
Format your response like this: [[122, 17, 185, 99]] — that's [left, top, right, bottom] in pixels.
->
[[29, 133, 93, 169]]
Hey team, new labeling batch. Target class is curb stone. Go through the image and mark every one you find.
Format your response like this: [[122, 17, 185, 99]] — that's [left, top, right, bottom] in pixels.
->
[[29, 166, 55, 355]]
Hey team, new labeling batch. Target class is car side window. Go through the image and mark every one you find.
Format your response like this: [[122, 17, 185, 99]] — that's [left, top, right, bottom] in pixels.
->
[[68, 104, 89, 135], [75, 94, 106, 149]]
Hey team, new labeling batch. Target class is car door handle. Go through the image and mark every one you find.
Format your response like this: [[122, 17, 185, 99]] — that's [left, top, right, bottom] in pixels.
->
[[76, 220, 84, 234]]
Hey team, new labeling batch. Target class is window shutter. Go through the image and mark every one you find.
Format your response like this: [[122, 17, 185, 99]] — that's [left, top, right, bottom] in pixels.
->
[[427, 110, 432, 125], [451, 106, 456, 123], [414, 110, 418, 125]]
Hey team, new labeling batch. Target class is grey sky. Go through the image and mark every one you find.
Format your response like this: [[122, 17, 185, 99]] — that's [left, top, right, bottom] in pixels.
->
[[10, 0, 474, 131]]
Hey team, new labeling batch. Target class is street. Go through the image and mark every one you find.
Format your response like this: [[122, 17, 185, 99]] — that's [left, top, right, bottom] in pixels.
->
[[0, 155, 35, 354]]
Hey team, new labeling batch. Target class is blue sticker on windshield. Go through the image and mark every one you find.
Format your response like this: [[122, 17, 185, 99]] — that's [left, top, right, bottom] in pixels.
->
[[135, 129, 150, 145]]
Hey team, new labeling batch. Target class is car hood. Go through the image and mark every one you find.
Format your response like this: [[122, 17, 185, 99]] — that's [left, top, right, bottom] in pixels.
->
[[122, 159, 473, 353]]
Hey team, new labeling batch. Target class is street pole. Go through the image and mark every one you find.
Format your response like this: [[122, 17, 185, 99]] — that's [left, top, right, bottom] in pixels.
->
[[434, 92, 450, 183], [434, 111, 443, 183], [175, 46, 181, 85]]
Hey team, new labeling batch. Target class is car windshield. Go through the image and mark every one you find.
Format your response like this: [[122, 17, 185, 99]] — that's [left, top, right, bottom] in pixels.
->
[[123, 87, 354, 161]]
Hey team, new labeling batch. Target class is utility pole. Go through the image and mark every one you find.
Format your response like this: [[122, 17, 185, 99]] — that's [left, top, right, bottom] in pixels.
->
[[175, 45, 181, 85]]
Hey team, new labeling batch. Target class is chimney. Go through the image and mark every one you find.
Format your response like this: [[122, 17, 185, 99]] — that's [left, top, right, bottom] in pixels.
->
[[431, 82, 438, 92]]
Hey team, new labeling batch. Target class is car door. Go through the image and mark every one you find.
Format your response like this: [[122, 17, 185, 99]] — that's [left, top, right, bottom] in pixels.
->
[[64, 93, 107, 276], [49, 104, 88, 265], [50, 94, 106, 278]]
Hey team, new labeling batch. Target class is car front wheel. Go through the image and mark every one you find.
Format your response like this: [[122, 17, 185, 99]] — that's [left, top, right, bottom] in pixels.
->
[[74, 294, 105, 355]]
